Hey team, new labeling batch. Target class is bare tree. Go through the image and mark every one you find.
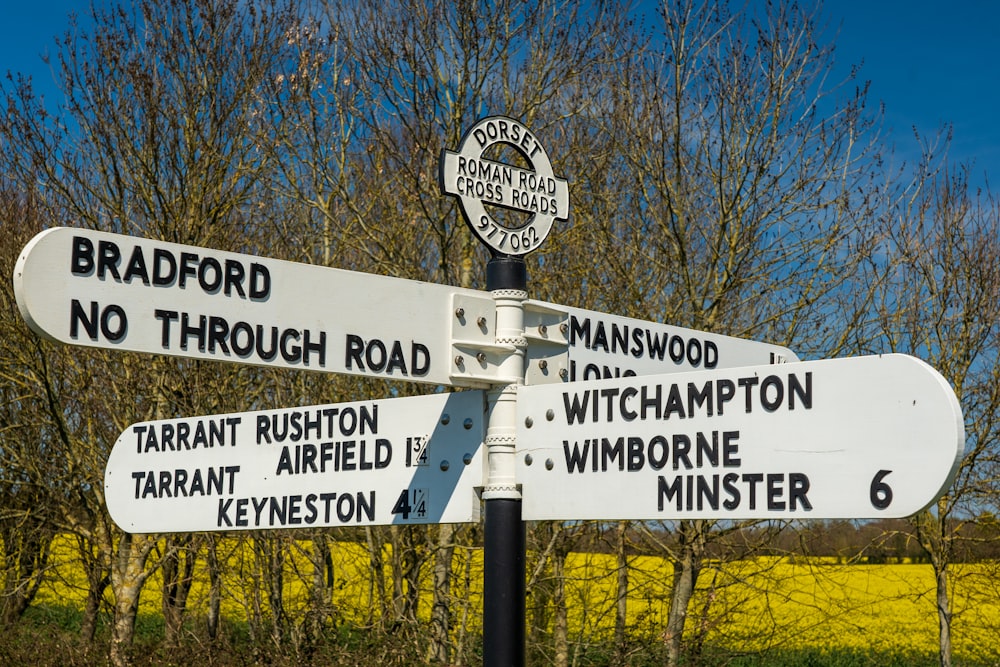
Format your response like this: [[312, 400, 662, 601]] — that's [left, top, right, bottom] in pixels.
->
[[591, 2, 882, 663], [0, 1, 301, 664], [863, 152, 1000, 667]]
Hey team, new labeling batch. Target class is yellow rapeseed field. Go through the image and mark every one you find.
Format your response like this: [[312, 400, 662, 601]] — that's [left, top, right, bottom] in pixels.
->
[[33, 535, 1000, 662]]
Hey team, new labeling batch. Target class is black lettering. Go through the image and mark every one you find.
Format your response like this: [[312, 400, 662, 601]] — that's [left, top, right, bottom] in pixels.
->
[[256, 325, 278, 361], [304, 493, 318, 523], [743, 473, 764, 510], [179, 252, 199, 288], [280, 328, 301, 362], [641, 384, 662, 420], [592, 321, 608, 352], [627, 437, 644, 471], [97, 240, 122, 280], [122, 246, 150, 284], [385, 340, 407, 374], [669, 335, 685, 363], [687, 339, 702, 366], [760, 375, 784, 411], [789, 473, 812, 511], [218, 498, 233, 527], [658, 475, 683, 511], [620, 386, 638, 420], [357, 491, 375, 523], [723, 431, 741, 466], [716, 379, 736, 414], [70, 299, 99, 340], [225, 261, 246, 297], [569, 315, 590, 348], [207, 467, 223, 495], [647, 435, 668, 470], [99, 304, 127, 341], [302, 330, 326, 366], [563, 391, 590, 425], [672, 434, 692, 470], [631, 327, 645, 358], [270, 496, 288, 525], [336, 494, 354, 522], [696, 431, 718, 467], [704, 341, 718, 368], [375, 438, 392, 468], [611, 323, 627, 354], [235, 498, 248, 526], [563, 440, 590, 473], [71, 236, 95, 275], [738, 376, 760, 412], [231, 321, 254, 356], [276, 446, 294, 474], [155, 309, 178, 347], [722, 473, 740, 509], [180, 312, 206, 351], [287, 494, 302, 525], [767, 473, 785, 510], [153, 248, 176, 286], [646, 330, 668, 361], [664, 384, 685, 419], [412, 343, 430, 376], [198, 257, 223, 292], [346, 334, 364, 370], [688, 381, 713, 416], [697, 475, 718, 510], [600, 387, 620, 421], [601, 436, 625, 471], [365, 338, 386, 371], [172, 469, 188, 497], [208, 316, 230, 354], [789, 372, 812, 410]]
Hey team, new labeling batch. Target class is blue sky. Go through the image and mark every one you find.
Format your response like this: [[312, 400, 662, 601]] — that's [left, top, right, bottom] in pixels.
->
[[3, 1, 999, 188]]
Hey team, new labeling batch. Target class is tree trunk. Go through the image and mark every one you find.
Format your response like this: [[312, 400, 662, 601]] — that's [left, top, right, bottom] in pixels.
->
[[205, 535, 221, 641], [552, 537, 570, 667], [162, 534, 198, 647], [305, 534, 333, 653], [109, 533, 155, 667], [935, 561, 952, 667], [0, 518, 51, 626], [77, 531, 109, 643], [388, 525, 421, 629], [265, 537, 286, 649], [81, 571, 109, 643], [365, 527, 389, 626], [389, 525, 405, 624], [914, 503, 954, 667], [615, 521, 629, 665], [428, 524, 456, 663], [665, 520, 706, 667]]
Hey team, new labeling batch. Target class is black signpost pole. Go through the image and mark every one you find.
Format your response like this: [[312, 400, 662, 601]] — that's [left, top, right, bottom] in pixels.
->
[[439, 116, 568, 667], [483, 497, 525, 666], [482, 253, 527, 667]]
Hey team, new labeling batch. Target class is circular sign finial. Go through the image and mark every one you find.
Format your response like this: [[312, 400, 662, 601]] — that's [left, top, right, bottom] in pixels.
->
[[440, 116, 569, 256]]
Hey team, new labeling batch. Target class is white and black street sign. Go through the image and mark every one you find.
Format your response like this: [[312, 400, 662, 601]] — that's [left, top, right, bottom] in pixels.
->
[[516, 354, 964, 520], [522, 301, 799, 385], [105, 391, 485, 532], [440, 116, 569, 256], [13, 227, 495, 387]]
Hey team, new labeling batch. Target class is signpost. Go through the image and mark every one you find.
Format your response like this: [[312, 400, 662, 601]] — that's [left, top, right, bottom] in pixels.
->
[[516, 354, 964, 521], [105, 391, 485, 532], [522, 301, 799, 385], [13, 227, 498, 388], [11, 115, 968, 667], [440, 116, 569, 257]]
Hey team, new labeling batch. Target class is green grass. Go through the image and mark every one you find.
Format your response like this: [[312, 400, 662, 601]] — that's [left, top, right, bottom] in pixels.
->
[[4, 604, 988, 667]]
